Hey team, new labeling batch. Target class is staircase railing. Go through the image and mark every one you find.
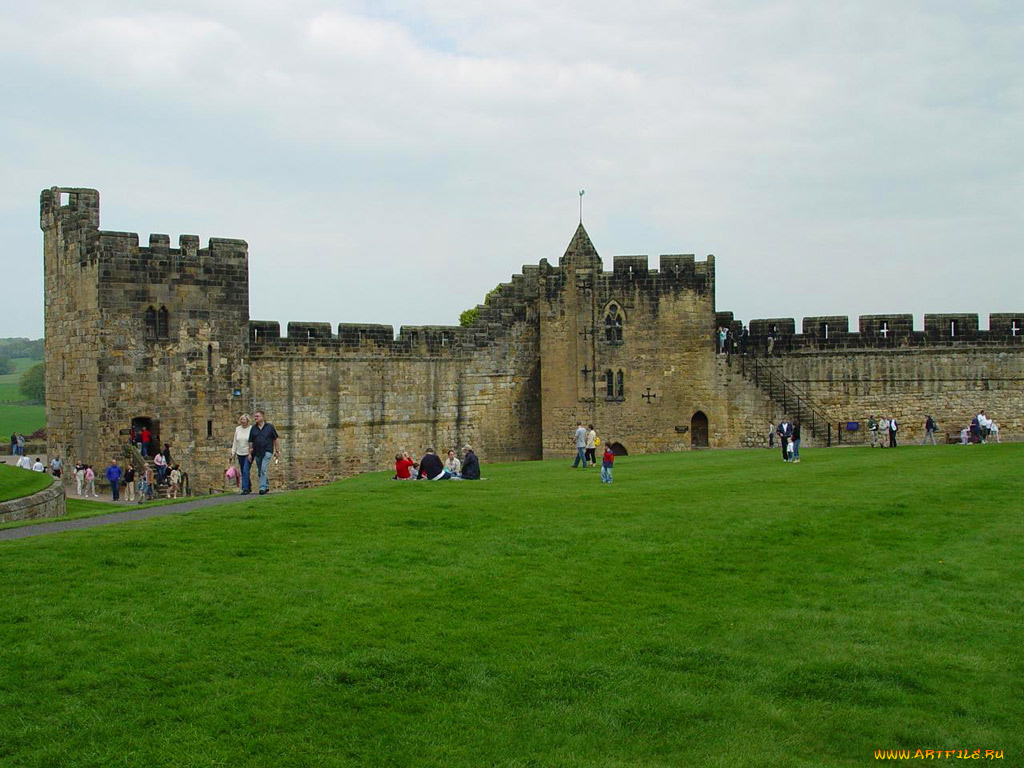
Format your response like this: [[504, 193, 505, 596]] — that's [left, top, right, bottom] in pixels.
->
[[739, 355, 833, 446]]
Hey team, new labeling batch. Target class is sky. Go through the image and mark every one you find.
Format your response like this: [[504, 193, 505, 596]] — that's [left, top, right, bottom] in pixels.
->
[[1, 1, 1021, 339]]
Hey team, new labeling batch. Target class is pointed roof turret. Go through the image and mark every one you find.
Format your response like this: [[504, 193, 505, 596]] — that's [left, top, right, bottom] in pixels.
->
[[559, 223, 602, 270]]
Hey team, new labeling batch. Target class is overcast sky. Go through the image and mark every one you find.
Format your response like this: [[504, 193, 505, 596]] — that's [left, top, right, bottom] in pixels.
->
[[2, 1, 1021, 339]]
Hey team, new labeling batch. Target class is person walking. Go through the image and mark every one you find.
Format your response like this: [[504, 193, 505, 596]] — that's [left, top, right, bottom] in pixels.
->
[[139, 426, 152, 458], [867, 415, 879, 447], [585, 425, 598, 466], [153, 450, 168, 486], [922, 415, 938, 446], [105, 459, 122, 501], [75, 461, 86, 496], [888, 417, 899, 448], [169, 465, 182, 499], [124, 464, 136, 502], [791, 420, 802, 463], [50, 456, 62, 477], [247, 410, 280, 495], [84, 465, 98, 497], [571, 422, 588, 468], [231, 413, 253, 494]]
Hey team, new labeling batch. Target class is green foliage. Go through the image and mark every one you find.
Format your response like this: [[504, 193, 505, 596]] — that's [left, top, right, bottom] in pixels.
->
[[0, 404, 45, 437], [0, 446, 1021, 765], [18, 362, 44, 404], [459, 286, 501, 327], [0, 337, 43, 359], [0, 357, 13, 376]]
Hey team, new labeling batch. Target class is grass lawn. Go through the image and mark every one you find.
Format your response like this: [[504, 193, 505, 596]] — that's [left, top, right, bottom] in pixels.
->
[[0, 462, 54, 502], [0, 402, 46, 437], [0, 446, 1020, 767]]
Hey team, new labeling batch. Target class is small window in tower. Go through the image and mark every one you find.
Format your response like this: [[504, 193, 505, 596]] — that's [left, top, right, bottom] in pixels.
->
[[156, 306, 169, 339], [604, 303, 624, 343], [207, 420, 213, 438], [616, 369, 625, 399], [605, 369, 614, 399], [144, 306, 157, 340], [207, 344, 214, 374]]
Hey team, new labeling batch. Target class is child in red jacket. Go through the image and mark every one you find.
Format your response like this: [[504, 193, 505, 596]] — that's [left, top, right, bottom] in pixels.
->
[[600, 446, 615, 484]]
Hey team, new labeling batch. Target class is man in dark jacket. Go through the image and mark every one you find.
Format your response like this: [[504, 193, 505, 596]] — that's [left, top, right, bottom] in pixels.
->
[[461, 446, 480, 480], [418, 448, 450, 480]]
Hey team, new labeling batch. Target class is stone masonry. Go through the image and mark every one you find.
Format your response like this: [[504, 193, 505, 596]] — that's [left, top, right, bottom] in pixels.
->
[[42, 186, 1023, 491]]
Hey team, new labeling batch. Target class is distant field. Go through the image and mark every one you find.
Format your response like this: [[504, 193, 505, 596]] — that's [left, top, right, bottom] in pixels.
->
[[0, 358, 45, 436], [0, 446, 1020, 766], [0, 404, 46, 440]]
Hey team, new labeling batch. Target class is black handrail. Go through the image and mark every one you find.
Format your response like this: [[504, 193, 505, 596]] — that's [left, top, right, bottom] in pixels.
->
[[740, 355, 832, 446]]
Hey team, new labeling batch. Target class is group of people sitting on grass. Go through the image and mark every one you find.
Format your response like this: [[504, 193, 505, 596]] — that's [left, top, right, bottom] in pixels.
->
[[394, 446, 480, 481]]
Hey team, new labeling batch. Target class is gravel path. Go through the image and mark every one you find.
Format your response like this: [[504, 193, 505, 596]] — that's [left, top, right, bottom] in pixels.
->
[[0, 493, 269, 542]]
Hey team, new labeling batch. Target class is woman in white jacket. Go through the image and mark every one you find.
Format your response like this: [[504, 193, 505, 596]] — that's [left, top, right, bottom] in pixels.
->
[[231, 414, 253, 495]]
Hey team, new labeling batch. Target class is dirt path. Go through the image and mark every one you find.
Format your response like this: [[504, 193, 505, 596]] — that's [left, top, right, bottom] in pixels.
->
[[0, 493, 271, 542]]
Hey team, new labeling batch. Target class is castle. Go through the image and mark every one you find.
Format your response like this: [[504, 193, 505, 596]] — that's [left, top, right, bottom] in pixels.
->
[[42, 187, 1023, 492]]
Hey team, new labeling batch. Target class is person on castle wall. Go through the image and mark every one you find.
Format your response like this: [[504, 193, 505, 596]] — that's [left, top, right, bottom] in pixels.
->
[[418, 448, 453, 480], [248, 409, 280, 495], [766, 332, 775, 356], [461, 446, 480, 480], [232, 413, 253, 494], [395, 451, 415, 480], [717, 327, 727, 354], [922, 415, 938, 446], [726, 328, 736, 357], [444, 449, 462, 477], [776, 416, 793, 462], [868, 415, 879, 447], [139, 426, 152, 458], [105, 459, 122, 501], [740, 327, 749, 355], [572, 422, 588, 468], [888, 417, 898, 448], [585, 425, 598, 466], [791, 420, 801, 463], [124, 464, 136, 502], [153, 450, 168, 486]]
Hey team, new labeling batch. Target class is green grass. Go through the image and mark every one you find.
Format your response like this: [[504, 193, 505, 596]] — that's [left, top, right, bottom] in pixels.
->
[[0, 446, 1021, 767], [0, 358, 45, 436], [0, 462, 54, 502]]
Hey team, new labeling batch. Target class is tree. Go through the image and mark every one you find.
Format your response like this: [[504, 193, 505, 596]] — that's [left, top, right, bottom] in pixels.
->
[[459, 308, 479, 327], [19, 362, 45, 403], [0, 356, 13, 375]]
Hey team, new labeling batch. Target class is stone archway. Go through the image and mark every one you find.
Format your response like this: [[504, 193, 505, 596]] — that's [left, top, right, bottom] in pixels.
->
[[608, 442, 628, 456], [690, 411, 709, 448]]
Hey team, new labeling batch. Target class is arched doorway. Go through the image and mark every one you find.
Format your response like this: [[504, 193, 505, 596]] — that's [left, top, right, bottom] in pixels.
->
[[690, 411, 709, 448], [608, 442, 628, 456]]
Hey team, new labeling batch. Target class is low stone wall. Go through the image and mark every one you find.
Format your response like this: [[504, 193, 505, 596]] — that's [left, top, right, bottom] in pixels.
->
[[0, 479, 66, 525]]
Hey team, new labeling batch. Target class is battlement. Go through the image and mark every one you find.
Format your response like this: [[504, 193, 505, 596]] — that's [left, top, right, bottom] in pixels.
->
[[739, 313, 1024, 351], [248, 320, 480, 357]]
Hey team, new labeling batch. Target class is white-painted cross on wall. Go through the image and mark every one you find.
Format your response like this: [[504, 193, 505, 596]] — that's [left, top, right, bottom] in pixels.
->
[[879, 322, 890, 339], [1011, 320, 1021, 337]]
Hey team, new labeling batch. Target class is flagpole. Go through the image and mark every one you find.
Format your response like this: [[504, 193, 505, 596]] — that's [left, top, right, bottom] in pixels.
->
[[579, 189, 585, 224]]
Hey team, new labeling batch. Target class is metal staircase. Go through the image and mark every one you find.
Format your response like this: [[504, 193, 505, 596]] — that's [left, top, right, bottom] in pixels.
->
[[739, 356, 833, 446]]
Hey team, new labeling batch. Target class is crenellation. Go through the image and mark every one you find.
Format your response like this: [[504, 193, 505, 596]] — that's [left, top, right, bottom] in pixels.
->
[[286, 322, 334, 341], [924, 313, 979, 343]]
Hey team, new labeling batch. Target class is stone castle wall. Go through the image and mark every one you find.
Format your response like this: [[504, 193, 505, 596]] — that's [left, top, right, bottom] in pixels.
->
[[41, 185, 1024, 493]]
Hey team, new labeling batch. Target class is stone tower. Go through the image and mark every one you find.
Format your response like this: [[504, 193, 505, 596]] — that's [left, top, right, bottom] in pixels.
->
[[41, 187, 250, 493]]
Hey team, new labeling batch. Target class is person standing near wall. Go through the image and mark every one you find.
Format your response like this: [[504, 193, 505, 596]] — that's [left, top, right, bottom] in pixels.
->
[[248, 410, 280, 495], [105, 459, 122, 501], [776, 416, 793, 462], [922, 415, 938, 446], [868, 415, 879, 447], [572, 422, 588, 468], [585, 425, 598, 466], [888, 417, 899, 448], [231, 413, 253, 494]]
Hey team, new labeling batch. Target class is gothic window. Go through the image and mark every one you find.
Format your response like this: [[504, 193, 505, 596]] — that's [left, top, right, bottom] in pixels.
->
[[605, 369, 614, 399], [616, 369, 625, 399], [156, 306, 169, 339], [604, 303, 624, 343], [144, 306, 157, 340]]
